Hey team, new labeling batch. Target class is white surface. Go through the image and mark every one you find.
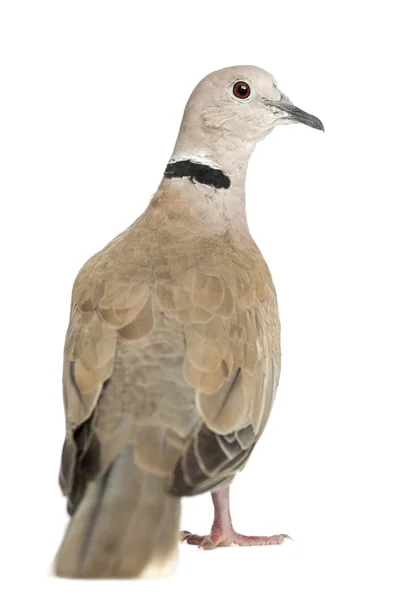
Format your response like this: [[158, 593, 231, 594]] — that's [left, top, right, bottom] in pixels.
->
[[1, 1, 401, 598]]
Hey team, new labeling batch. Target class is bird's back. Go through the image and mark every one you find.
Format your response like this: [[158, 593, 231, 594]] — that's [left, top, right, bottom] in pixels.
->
[[60, 180, 280, 512]]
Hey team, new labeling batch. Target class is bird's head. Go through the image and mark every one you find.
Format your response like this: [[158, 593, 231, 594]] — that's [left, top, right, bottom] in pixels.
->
[[173, 65, 323, 166]]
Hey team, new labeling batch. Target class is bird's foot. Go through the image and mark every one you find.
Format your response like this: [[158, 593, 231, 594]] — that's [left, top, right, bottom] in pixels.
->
[[180, 527, 292, 549]]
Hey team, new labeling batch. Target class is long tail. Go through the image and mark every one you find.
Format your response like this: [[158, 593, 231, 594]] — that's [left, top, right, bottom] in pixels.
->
[[54, 444, 180, 578]]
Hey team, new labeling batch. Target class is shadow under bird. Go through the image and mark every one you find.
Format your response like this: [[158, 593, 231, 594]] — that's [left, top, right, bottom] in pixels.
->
[[54, 65, 323, 578]]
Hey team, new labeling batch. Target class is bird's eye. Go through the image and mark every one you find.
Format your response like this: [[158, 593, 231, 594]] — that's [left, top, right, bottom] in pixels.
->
[[232, 81, 252, 100]]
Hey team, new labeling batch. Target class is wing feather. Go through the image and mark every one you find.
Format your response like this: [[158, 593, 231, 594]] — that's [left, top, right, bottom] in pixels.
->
[[59, 223, 280, 508]]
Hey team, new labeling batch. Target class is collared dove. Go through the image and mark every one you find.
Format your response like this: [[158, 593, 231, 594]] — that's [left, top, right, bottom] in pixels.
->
[[54, 65, 323, 578]]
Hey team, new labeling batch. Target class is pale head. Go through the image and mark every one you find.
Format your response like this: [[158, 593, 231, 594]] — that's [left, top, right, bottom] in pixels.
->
[[172, 65, 323, 172]]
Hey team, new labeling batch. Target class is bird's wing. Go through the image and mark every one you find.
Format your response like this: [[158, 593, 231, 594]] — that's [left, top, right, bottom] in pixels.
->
[[59, 228, 155, 511], [59, 232, 280, 509], [159, 260, 281, 495]]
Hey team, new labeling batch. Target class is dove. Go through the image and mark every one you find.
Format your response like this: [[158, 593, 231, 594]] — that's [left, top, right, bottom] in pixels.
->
[[54, 65, 323, 579]]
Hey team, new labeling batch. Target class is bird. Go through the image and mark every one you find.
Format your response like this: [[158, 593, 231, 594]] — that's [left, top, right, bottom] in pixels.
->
[[54, 65, 323, 579]]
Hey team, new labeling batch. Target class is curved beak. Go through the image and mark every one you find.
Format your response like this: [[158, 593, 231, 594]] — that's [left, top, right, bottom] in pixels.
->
[[267, 99, 324, 131]]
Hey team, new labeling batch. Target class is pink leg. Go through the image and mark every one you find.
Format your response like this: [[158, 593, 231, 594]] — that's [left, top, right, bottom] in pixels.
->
[[181, 486, 291, 549]]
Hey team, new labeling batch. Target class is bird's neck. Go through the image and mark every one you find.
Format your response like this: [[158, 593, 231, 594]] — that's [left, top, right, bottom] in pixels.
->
[[171, 127, 256, 190], [154, 155, 249, 233], [153, 131, 256, 233]]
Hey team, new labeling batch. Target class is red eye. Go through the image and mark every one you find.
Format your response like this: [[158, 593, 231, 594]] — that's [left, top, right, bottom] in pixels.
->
[[232, 81, 251, 99]]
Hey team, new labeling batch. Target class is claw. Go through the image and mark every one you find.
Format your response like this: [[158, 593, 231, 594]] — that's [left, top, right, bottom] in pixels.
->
[[181, 488, 291, 551], [180, 530, 192, 543]]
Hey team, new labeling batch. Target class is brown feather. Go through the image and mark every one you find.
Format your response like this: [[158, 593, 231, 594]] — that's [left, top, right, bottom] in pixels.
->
[[57, 177, 281, 577]]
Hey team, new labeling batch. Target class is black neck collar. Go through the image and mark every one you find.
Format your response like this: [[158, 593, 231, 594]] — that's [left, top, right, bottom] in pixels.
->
[[164, 159, 230, 190]]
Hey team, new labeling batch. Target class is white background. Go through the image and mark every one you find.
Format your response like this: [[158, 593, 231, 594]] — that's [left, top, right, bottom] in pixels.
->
[[1, 1, 401, 598]]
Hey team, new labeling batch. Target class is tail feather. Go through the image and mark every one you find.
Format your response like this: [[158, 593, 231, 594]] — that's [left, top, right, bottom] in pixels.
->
[[54, 444, 180, 578]]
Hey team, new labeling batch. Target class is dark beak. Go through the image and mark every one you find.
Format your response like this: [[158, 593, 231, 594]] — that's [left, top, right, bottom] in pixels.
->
[[268, 100, 324, 131]]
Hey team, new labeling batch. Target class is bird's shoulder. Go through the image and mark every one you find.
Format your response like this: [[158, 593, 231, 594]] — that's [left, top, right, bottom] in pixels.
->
[[71, 215, 275, 314]]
